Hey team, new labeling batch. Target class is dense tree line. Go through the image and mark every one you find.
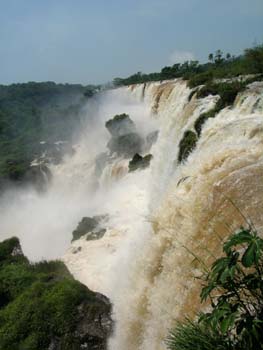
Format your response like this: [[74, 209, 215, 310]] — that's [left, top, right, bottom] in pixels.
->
[[113, 45, 263, 87]]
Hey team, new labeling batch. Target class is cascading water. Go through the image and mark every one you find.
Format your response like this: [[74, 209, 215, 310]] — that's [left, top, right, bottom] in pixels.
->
[[106, 80, 263, 350], [0, 78, 262, 350]]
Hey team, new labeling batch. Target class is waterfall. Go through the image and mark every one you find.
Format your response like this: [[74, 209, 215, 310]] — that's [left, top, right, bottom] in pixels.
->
[[107, 80, 263, 350], [0, 79, 262, 349], [63, 79, 263, 349]]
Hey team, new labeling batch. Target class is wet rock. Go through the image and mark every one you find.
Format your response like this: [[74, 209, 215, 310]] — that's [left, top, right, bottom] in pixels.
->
[[72, 246, 82, 254], [129, 153, 153, 172], [72, 215, 107, 242], [107, 132, 143, 158], [86, 229, 106, 241], [105, 113, 136, 137], [72, 293, 112, 350], [105, 114, 144, 158]]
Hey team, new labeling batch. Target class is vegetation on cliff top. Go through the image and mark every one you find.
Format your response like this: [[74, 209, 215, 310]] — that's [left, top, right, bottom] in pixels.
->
[[0, 237, 112, 350], [167, 227, 263, 350], [113, 45, 263, 87]]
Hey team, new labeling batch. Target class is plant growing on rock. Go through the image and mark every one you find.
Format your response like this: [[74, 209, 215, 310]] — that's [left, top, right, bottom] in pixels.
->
[[166, 227, 263, 350], [178, 130, 198, 163]]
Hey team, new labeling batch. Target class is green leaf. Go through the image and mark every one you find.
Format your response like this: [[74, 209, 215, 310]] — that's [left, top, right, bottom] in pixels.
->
[[242, 242, 256, 267], [220, 314, 236, 334], [223, 229, 252, 254]]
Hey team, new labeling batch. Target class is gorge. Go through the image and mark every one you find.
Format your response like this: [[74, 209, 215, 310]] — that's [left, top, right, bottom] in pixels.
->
[[0, 77, 263, 349]]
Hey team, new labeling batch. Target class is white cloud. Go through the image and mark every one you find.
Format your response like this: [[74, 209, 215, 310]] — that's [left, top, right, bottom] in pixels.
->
[[169, 50, 195, 64]]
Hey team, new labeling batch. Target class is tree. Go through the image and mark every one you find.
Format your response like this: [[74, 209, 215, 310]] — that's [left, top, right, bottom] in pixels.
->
[[214, 50, 224, 65]]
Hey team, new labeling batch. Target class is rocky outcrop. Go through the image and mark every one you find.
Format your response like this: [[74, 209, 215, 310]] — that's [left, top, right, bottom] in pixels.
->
[[105, 113, 136, 137], [129, 153, 153, 172], [72, 215, 107, 242], [107, 132, 143, 158], [48, 292, 112, 350], [105, 114, 143, 158], [72, 293, 112, 350], [0, 237, 113, 350]]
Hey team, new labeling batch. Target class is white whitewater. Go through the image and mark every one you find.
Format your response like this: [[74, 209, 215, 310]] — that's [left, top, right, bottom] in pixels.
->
[[0, 79, 263, 350], [64, 79, 263, 350]]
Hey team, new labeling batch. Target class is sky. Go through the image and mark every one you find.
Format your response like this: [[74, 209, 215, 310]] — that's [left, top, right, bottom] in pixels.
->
[[0, 0, 262, 85]]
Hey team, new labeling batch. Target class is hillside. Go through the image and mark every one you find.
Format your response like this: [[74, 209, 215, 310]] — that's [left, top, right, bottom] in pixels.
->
[[0, 82, 97, 185]]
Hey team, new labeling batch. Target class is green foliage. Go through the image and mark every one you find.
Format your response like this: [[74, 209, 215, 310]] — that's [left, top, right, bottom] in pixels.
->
[[178, 130, 198, 163], [166, 319, 231, 350], [167, 227, 263, 350], [0, 237, 104, 350], [194, 80, 253, 136], [105, 113, 129, 129], [194, 109, 216, 137], [0, 82, 97, 182], [196, 81, 246, 105], [188, 71, 213, 88], [114, 45, 263, 87]]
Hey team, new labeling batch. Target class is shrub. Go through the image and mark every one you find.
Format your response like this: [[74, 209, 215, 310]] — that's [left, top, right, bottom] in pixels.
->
[[194, 81, 247, 137], [194, 109, 217, 137], [166, 319, 231, 350], [167, 227, 263, 350], [178, 130, 198, 163], [188, 72, 213, 88], [0, 237, 112, 350]]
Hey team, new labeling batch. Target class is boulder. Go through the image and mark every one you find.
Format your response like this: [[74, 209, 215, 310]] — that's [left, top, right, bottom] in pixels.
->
[[129, 153, 153, 172], [105, 114, 144, 158], [72, 215, 107, 242], [105, 113, 136, 138]]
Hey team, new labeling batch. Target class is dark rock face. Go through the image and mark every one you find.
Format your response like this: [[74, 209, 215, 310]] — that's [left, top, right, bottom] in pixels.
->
[[105, 113, 136, 138], [48, 293, 112, 350], [72, 216, 107, 242], [72, 293, 112, 350], [146, 130, 159, 150], [105, 114, 144, 158], [107, 132, 143, 158], [129, 153, 153, 172]]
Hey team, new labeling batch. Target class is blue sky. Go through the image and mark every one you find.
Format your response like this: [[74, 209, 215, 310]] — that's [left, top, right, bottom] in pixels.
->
[[0, 0, 262, 84]]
